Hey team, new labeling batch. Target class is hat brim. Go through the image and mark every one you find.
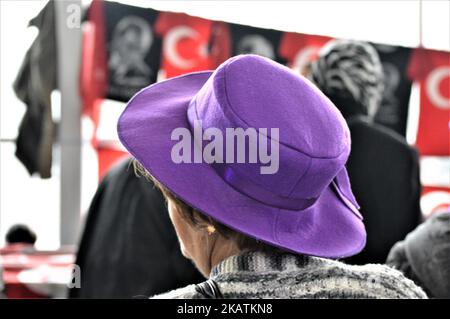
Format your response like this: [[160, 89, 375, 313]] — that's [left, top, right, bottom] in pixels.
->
[[118, 71, 366, 259]]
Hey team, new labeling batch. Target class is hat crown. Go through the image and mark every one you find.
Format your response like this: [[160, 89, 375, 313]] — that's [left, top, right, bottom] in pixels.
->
[[188, 55, 352, 210], [220, 55, 349, 158]]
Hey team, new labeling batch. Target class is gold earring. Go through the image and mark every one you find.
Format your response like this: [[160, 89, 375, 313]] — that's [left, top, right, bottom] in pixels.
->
[[206, 225, 216, 235]]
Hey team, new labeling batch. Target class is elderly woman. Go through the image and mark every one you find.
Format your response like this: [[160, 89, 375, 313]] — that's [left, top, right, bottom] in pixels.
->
[[118, 54, 426, 298]]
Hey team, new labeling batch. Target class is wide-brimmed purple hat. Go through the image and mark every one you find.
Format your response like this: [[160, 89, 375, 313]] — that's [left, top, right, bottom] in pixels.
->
[[118, 54, 366, 258]]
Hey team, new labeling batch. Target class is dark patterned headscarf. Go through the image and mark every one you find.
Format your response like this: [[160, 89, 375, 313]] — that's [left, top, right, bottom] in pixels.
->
[[387, 212, 450, 299], [309, 39, 384, 118]]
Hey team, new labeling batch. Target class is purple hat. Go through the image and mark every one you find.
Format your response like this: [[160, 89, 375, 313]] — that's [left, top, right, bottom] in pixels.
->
[[118, 54, 366, 258]]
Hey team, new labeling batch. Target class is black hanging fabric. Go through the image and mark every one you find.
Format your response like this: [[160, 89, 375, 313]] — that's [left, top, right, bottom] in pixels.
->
[[13, 0, 57, 178], [103, 1, 162, 101], [372, 44, 413, 137], [70, 158, 203, 298]]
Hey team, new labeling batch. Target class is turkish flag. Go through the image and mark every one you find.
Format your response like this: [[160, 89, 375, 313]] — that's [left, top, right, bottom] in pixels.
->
[[155, 12, 214, 79], [278, 32, 332, 74], [409, 48, 450, 156], [80, 0, 108, 120], [208, 21, 232, 69]]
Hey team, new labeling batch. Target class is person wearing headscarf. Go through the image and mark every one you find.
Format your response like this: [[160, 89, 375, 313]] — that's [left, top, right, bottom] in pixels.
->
[[309, 39, 384, 119], [387, 212, 450, 299], [308, 40, 422, 265]]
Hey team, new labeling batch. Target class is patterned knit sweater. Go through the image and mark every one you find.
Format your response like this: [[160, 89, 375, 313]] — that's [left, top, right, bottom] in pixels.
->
[[152, 251, 427, 299]]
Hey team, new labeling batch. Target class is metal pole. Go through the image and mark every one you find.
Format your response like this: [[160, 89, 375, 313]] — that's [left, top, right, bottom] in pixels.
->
[[55, 0, 82, 246]]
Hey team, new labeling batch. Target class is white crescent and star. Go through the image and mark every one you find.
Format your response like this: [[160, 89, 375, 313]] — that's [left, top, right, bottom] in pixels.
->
[[164, 26, 201, 69], [426, 66, 450, 110]]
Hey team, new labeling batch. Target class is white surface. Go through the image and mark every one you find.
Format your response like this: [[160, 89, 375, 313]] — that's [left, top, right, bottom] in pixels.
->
[[421, 191, 450, 217], [420, 156, 450, 188], [96, 100, 127, 148], [112, 0, 450, 51]]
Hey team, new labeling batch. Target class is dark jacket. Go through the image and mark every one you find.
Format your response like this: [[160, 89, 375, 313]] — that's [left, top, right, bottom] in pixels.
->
[[345, 116, 422, 264]]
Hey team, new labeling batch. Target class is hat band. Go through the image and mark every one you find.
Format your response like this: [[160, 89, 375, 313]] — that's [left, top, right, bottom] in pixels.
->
[[212, 163, 319, 211]]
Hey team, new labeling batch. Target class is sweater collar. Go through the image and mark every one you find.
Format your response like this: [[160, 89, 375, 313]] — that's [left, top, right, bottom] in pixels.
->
[[210, 250, 316, 278]]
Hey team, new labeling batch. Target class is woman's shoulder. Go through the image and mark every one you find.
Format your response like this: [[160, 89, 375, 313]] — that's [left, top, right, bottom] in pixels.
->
[[150, 284, 204, 299], [149, 256, 428, 299], [314, 257, 428, 299]]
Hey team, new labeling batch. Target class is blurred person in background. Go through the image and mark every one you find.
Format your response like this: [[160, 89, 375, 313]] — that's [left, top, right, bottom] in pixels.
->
[[5, 224, 37, 246], [118, 54, 426, 299], [1, 224, 36, 255], [387, 212, 450, 299], [308, 40, 422, 265], [5, 225, 36, 247]]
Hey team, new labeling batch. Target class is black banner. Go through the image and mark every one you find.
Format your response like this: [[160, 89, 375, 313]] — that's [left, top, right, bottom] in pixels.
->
[[103, 2, 162, 101]]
